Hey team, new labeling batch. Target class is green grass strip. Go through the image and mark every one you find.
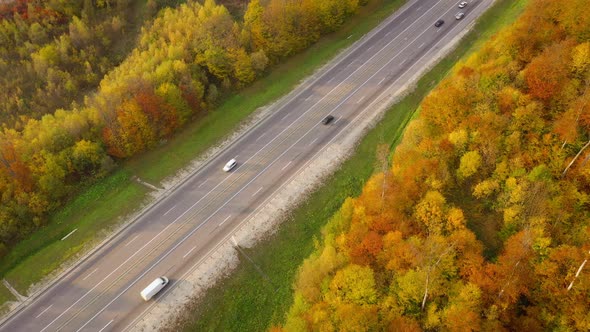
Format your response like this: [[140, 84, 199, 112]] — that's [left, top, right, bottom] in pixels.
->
[[0, 284, 15, 315], [2, 170, 148, 294], [169, 0, 528, 331]]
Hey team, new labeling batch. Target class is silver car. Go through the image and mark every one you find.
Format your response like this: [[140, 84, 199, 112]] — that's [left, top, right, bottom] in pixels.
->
[[459, 1, 467, 8], [455, 12, 465, 20]]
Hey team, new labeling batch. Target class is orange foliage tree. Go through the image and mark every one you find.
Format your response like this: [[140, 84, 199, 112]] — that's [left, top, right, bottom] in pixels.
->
[[283, 0, 590, 330]]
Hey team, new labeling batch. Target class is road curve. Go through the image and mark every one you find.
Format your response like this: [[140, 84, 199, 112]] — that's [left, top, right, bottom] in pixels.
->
[[0, 0, 493, 331]]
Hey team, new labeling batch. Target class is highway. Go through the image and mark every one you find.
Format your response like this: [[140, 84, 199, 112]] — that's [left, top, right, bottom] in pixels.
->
[[0, 0, 493, 330]]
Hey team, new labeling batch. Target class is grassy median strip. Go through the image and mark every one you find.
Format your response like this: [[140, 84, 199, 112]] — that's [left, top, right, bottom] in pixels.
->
[[168, 0, 528, 331], [0, 0, 405, 306]]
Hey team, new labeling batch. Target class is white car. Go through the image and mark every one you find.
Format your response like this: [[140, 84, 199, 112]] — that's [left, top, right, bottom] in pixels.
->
[[223, 158, 237, 172], [455, 12, 465, 20], [459, 1, 467, 8]]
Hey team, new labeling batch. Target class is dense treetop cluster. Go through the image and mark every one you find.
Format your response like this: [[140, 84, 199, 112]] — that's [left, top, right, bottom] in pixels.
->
[[279, 0, 590, 330]]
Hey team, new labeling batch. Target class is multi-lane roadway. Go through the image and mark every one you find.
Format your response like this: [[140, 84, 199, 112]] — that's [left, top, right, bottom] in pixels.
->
[[0, 0, 493, 330]]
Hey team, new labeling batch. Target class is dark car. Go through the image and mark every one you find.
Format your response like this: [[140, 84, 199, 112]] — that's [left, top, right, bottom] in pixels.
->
[[434, 19, 444, 27], [322, 115, 335, 125]]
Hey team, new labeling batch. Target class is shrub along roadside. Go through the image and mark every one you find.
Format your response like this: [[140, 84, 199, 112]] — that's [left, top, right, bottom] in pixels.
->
[[164, 0, 528, 331]]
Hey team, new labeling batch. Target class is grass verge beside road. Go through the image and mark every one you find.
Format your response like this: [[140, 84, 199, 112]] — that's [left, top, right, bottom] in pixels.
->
[[0, 0, 404, 308], [0, 285, 15, 316], [3, 171, 148, 294], [166, 0, 528, 331]]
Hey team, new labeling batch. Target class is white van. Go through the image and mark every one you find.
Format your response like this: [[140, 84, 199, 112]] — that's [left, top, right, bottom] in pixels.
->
[[140, 276, 169, 301]]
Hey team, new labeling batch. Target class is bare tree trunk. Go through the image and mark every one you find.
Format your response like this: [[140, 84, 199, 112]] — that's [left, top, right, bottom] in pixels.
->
[[421, 244, 454, 310], [567, 250, 590, 291], [498, 260, 521, 298], [421, 272, 429, 311], [562, 140, 590, 177]]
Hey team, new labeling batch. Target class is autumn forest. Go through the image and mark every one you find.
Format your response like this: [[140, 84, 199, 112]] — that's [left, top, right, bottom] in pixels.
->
[[2, 0, 590, 329], [277, 0, 590, 330], [0, 0, 365, 256]]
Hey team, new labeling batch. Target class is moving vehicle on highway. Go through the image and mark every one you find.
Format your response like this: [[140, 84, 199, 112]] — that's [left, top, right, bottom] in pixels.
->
[[140, 276, 169, 301], [455, 12, 465, 20], [434, 19, 444, 27], [223, 158, 237, 172], [322, 115, 335, 125], [459, 1, 468, 8]]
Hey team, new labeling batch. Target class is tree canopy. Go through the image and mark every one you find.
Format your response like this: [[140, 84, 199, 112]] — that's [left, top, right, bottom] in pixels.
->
[[280, 0, 590, 330]]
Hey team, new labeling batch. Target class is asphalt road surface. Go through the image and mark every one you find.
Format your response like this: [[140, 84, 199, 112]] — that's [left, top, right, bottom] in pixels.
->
[[0, 0, 494, 330]]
